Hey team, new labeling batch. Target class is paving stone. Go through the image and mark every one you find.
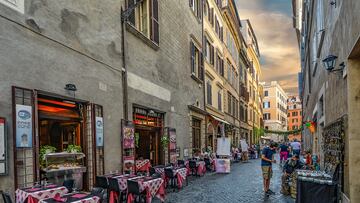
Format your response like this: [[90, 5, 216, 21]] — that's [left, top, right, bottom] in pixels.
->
[[154, 158, 295, 203]]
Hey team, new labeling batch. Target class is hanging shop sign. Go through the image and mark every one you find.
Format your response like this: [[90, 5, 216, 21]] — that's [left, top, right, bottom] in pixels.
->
[[16, 104, 32, 148], [121, 120, 135, 174], [0, 118, 6, 175], [95, 117, 104, 147]]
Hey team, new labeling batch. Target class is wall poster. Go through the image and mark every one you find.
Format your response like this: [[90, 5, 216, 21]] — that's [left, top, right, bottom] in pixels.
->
[[95, 117, 104, 147], [16, 104, 32, 148], [0, 118, 6, 175], [168, 128, 177, 164]]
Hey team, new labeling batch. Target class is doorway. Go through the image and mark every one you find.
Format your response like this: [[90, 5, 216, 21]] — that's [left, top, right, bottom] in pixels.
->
[[135, 128, 161, 165]]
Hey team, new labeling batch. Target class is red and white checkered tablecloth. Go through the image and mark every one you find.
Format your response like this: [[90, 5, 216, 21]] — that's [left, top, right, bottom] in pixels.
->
[[15, 186, 68, 203], [136, 160, 151, 172], [174, 168, 187, 181], [39, 193, 100, 203], [127, 177, 165, 203], [154, 167, 164, 175]]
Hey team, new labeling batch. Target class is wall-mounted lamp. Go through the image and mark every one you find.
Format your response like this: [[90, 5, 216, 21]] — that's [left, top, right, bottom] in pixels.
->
[[330, 0, 337, 8], [65, 83, 77, 98], [322, 55, 345, 73]]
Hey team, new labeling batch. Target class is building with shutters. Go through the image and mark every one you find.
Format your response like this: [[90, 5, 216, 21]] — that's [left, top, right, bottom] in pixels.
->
[[287, 95, 302, 142], [241, 19, 263, 145], [261, 81, 288, 142], [0, 0, 205, 195]]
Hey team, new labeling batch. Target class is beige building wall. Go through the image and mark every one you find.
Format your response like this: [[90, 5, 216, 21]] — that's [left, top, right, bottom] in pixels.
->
[[262, 81, 288, 142]]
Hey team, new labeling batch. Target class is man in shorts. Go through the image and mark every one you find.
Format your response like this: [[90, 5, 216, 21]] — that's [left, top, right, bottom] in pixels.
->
[[261, 142, 277, 195]]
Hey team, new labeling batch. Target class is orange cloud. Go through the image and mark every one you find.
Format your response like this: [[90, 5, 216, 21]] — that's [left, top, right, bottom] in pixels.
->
[[237, 1, 301, 95]]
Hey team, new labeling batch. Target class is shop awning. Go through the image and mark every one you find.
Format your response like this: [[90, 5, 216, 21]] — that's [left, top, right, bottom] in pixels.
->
[[211, 115, 230, 125]]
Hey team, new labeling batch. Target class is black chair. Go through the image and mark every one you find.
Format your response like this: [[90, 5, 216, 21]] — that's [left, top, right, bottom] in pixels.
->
[[149, 167, 156, 176], [90, 187, 105, 202], [63, 179, 75, 193], [108, 178, 125, 203], [188, 160, 197, 176], [95, 176, 110, 202], [164, 168, 177, 191], [177, 160, 185, 167], [0, 191, 12, 203], [127, 180, 146, 203], [151, 172, 162, 178], [204, 158, 212, 171]]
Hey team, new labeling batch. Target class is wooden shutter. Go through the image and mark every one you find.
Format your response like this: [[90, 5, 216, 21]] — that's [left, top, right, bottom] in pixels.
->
[[197, 0, 202, 21], [150, 0, 159, 44], [190, 41, 195, 73], [204, 36, 207, 58], [221, 59, 224, 76], [210, 45, 214, 65], [128, 0, 135, 25], [93, 104, 104, 176], [210, 8, 214, 26], [199, 52, 204, 80], [220, 27, 223, 41]]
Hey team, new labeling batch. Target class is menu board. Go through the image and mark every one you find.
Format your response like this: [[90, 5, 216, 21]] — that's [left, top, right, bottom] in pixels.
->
[[215, 158, 231, 173], [122, 120, 135, 174], [168, 128, 177, 164], [216, 137, 231, 156]]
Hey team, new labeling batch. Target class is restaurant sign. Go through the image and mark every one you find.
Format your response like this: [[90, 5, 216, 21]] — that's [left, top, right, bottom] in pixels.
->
[[16, 104, 32, 148], [95, 117, 104, 147]]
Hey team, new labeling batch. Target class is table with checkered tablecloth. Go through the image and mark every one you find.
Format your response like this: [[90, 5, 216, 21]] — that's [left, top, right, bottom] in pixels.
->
[[185, 160, 206, 176], [15, 185, 68, 203], [127, 177, 165, 203], [135, 159, 151, 173], [173, 167, 187, 188], [39, 193, 100, 203]]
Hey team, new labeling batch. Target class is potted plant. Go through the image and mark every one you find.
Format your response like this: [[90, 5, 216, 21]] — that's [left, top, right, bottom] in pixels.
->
[[40, 145, 56, 167], [66, 145, 82, 153], [160, 136, 169, 151]]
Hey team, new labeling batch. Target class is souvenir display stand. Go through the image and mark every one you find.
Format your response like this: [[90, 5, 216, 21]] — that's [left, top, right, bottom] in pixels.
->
[[296, 118, 344, 203], [215, 137, 231, 173]]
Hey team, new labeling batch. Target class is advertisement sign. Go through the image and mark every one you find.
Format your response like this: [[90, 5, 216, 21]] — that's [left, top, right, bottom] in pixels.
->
[[169, 128, 177, 163], [216, 137, 231, 156], [123, 126, 135, 149], [240, 139, 248, 152], [95, 117, 104, 147], [215, 158, 231, 173], [16, 105, 32, 148], [0, 118, 5, 161]]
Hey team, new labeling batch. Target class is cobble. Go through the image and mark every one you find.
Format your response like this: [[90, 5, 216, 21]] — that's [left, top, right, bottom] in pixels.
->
[[157, 159, 295, 203]]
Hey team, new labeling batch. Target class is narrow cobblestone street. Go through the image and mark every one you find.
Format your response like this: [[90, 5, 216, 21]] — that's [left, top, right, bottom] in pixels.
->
[[161, 158, 294, 203]]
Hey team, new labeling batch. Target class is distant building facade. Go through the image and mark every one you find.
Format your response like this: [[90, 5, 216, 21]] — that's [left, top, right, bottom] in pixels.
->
[[287, 95, 302, 141], [261, 81, 288, 142]]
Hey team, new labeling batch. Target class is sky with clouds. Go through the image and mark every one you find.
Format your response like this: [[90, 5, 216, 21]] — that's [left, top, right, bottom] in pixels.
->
[[236, 0, 300, 95]]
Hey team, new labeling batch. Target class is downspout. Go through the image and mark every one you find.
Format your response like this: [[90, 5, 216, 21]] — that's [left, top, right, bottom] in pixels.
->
[[121, 7, 129, 121], [201, 0, 207, 147]]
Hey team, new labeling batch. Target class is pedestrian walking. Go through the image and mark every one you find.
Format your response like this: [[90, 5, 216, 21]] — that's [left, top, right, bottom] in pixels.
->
[[261, 142, 277, 195], [279, 142, 289, 164], [290, 139, 301, 156]]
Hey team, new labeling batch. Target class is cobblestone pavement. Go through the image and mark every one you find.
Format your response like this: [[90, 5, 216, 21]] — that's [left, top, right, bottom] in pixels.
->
[[158, 158, 295, 203]]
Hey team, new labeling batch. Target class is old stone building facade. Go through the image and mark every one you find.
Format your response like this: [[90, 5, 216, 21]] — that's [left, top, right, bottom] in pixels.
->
[[0, 0, 264, 197], [294, 0, 360, 201]]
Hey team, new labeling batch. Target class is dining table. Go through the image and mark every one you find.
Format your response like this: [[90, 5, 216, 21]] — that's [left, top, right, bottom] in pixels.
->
[[185, 160, 206, 176], [135, 159, 151, 173], [39, 192, 100, 203], [127, 176, 165, 203], [15, 184, 68, 203], [153, 166, 187, 188], [107, 174, 139, 203]]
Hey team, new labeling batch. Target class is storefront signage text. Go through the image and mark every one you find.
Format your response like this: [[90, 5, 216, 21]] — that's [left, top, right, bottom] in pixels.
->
[[16, 104, 32, 148]]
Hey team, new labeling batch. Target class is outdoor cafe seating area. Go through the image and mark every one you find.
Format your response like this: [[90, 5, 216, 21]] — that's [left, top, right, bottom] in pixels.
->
[[3, 158, 216, 203]]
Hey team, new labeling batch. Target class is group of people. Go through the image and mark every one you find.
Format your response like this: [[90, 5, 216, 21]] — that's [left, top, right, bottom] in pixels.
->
[[260, 139, 315, 196], [232, 142, 260, 162]]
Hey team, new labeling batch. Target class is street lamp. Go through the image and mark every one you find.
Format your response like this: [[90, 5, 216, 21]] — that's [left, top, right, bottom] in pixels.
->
[[322, 55, 345, 73]]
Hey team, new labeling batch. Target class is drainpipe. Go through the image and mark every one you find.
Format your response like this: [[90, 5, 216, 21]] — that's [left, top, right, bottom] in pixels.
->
[[201, 0, 208, 148], [121, 7, 129, 121]]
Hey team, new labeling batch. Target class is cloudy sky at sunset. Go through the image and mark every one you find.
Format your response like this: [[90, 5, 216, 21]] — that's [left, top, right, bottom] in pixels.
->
[[236, 0, 300, 95]]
